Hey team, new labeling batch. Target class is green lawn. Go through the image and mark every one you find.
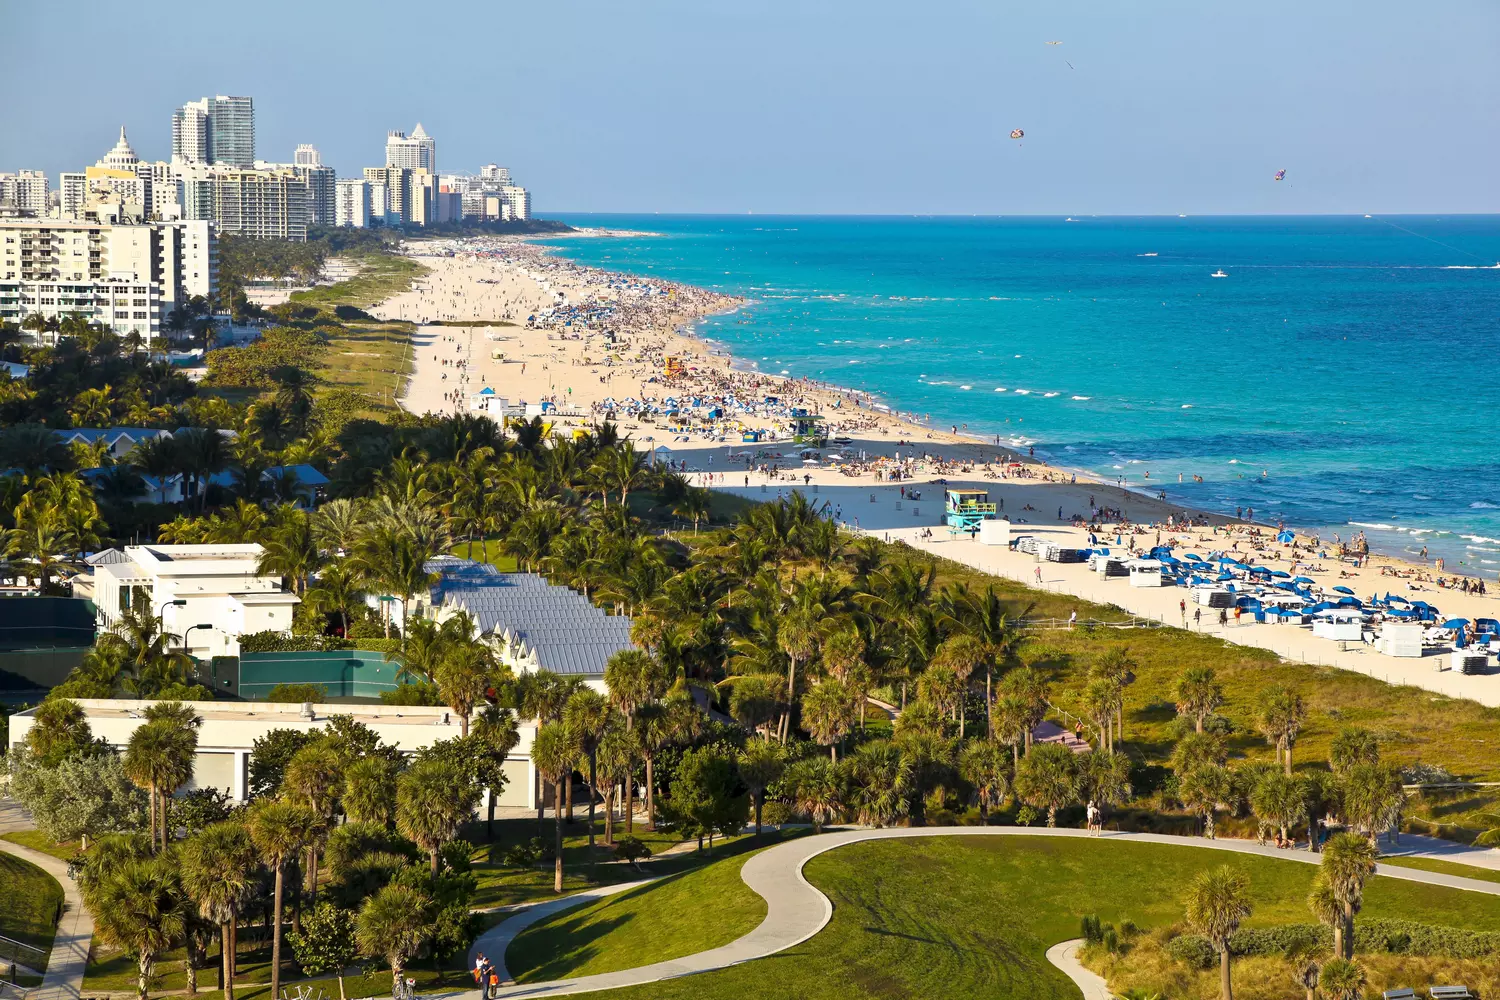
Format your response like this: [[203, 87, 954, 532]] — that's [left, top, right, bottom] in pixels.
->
[[0, 851, 63, 971], [467, 815, 798, 910], [1, 830, 80, 862], [507, 849, 766, 982], [550, 835, 1500, 1000], [320, 318, 420, 413], [1379, 854, 1500, 885]]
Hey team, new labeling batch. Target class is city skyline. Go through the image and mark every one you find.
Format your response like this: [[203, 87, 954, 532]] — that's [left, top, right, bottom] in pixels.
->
[[3, 0, 1498, 215]]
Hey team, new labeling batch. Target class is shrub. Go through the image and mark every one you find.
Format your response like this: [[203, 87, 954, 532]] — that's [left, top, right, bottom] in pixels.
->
[[1103, 926, 1120, 954], [614, 835, 652, 868], [1166, 934, 1217, 970], [351, 638, 400, 654], [239, 631, 351, 653], [266, 682, 329, 704], [379, 681, 442, 706], [1082, 914, 1104, 943], [1165, 920, 1500, 965]]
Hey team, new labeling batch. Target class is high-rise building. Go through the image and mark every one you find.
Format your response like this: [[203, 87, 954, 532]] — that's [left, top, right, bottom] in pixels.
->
[[85, 127, 149, 221], [335, 179, 371, 228], [298, 164, 335, 226], [0, 216, 216, 344], [0, 171, 49, 213], [385, 124, 436, 175], [294, 144, 321, 167], [182, 166, 308, 240], [59, 173, 86, 218], [501, 186, 531, 221], [172, 96, 255, 167]]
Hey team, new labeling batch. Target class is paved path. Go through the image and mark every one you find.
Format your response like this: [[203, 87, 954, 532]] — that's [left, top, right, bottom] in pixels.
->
[[1380, 831, 1500, 871], [0, 805, 90, 1000], [1044, 940, 1111, 1000], [451, 826, 1500, 1000]]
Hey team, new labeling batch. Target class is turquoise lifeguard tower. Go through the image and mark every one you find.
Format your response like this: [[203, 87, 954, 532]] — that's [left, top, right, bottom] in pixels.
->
[[945, 488, 998, 533]]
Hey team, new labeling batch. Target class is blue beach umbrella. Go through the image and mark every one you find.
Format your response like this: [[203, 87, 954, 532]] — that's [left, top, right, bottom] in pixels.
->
[[1333, 586, 1355, 595], [1276, 530, 1295, 543], [1271, 570, 1292, 578], [1440, 618, 1469, 629]]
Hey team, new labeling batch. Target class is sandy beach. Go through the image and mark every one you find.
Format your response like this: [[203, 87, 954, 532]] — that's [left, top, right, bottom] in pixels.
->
[[368, 235, 1500, 703]]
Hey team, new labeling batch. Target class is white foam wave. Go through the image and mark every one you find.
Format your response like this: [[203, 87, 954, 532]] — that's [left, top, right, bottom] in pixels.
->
[[1072, 395, 1091, 400], [1181, 404, 1194, 409], [1043, 392, 1060, 398], [1014, 389, 1031, 395], [960, 385, 972, 390], [1471, 501, 1499, 509], [994, 387, 1007, 392]]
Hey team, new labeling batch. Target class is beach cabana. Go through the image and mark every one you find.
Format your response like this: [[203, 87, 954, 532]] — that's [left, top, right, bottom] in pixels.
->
[[1276, 530, 1296, 543]]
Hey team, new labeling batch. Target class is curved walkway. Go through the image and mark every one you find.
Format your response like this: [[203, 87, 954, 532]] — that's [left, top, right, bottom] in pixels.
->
[[0, 836, 91, 1000], [462, 826, 1500, 1000], [1045, 939, 1111, 1000]]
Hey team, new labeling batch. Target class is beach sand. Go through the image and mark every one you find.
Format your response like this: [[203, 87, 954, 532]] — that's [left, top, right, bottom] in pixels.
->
[[368, 236, 1500, 705]]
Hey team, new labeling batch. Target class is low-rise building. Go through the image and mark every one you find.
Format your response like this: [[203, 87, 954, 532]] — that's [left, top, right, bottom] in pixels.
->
[[5, 699, 540, 807], [89, 543, 300, 659]]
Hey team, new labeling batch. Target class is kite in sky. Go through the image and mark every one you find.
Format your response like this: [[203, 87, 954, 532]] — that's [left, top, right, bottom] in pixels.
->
[[1275, 169, 1287, 181], [1046, 40, 1062, 45], [1010, 129, 1025, 139]]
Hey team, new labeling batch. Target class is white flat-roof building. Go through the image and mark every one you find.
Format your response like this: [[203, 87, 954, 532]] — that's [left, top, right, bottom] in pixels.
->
[[91, 543, 299, 659], [6, 699, 540, 808], [0, 170, 49, 213]]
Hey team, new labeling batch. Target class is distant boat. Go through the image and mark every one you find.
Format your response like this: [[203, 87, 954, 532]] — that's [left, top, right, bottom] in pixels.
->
[[1178, 214, 1188, 218], [1210, 269, 1228, 278]]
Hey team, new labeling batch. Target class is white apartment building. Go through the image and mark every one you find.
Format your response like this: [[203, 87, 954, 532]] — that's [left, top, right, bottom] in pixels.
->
[[335, 178, 370, 228], [0, 217, 215, 341], [443, 165, 531, 222], [0, 171, 49, 213], [172, 96, 255, 167], [6, 700, 541, 808], [182, 166, 309, 241], [385, 123, 435, 175], [294, 144, 321, 167], [256, 158, 336, 228], [502, 185, 531, 220], [369, 181, 390, 224], [90, 543, 299, 659]]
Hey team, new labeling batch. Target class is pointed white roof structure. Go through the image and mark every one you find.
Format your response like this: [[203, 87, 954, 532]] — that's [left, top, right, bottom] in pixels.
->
[[98, 126, 139, 170], [411, 122, 429, 139]]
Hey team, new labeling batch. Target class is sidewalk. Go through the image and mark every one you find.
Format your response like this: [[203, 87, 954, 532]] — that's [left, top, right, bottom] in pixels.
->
[[0, 804, 91, 1000]]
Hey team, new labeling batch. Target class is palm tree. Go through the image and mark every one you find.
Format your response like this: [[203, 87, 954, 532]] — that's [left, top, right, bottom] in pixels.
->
[[433, 638, 494, 737], [396, 758, 478, 876], [306, 560, 365, 638], [777, 610, 819, 742], [283, 744, 343, 905], [1014, 741, 1078, 827], [1080, 749, 1133, 825], [958, 739, 1011, 823], [530, 721, 578, 892], [932, 634, 986, 738], [634, 701, 673, 830], [356, 883, 431, 999], [1318, 959, 1367, 1000], [1081, 676, 1121, 752], [1178, 763, 1233, 838], [999, 666, 1049, 755], [1250, 771, 1309, 846], [595, 725, 638, 846], [737, 741, 785, 836], [1257, 686, 1308, 775], [1320, 832, 1379, 959], [130, 435, 180, 505], [592, 443, 652, 508], [1342, 762, 1405, 844], [311, 498, 366, 555], [801, 680, 858, 760], [1175, 666, 1224, 733], [1184, 865, 1253, 1000], [258, 513, 322, 596], [180, 821, 257, 1000], [343, 757, 399, 827], [788, 756, 843, 833], [123, 715, 199, 851], [563, 688, 613, 847], [993, 694, 1031, 766], [249, 799, 316, 1000], [847, 740, 913, 828], [1329, 727, 1380, 777], [172, 427, 228, 511], [672, 487, 712, 534], [90, 858, 186, 1000]]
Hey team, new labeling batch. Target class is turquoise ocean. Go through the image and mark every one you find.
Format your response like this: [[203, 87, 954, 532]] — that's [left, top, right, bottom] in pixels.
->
[[545, 215, 1500, 577]]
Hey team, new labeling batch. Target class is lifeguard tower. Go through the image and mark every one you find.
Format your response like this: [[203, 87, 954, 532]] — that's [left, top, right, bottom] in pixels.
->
[[945, 488, 998, 533]]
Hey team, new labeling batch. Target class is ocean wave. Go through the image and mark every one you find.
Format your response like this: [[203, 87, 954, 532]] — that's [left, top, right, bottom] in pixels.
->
[[1350, 521, 1398, 531], [1471, 501, 1499, 509], [1462, 534, 1500, 545], [1181, 404, 1194, 409], [961, 385, 972, 390], [1072, 395, 1091, 400], [1014, 389, 1031, 395], [1412, 494, 1432, 501], [994, 387, 1007, 392]]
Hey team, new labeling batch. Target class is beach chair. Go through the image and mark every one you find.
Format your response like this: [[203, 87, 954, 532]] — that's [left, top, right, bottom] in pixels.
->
[[1429, 988, 1471, 1000]]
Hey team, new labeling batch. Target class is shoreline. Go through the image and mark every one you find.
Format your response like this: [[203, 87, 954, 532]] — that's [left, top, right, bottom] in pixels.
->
[[371, 234, 1493, 594]]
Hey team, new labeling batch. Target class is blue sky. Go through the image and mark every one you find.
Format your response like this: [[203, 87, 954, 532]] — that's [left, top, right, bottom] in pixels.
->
[[3, 0, 1496, 214]]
